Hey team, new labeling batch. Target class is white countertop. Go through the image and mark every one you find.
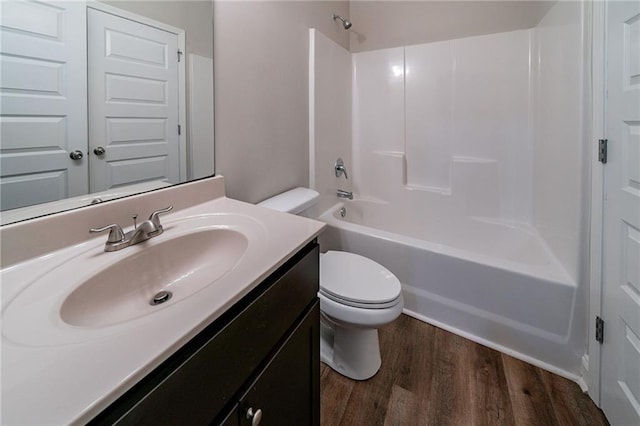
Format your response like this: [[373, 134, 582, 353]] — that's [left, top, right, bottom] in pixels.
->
[[1, 194, 325, 425]]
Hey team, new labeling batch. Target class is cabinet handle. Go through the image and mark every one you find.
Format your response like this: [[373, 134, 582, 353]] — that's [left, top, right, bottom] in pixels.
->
[[245, 407, 262, 426]]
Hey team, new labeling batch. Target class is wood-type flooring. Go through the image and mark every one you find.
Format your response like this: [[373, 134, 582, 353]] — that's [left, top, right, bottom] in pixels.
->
[[320, 314, 609, 426]]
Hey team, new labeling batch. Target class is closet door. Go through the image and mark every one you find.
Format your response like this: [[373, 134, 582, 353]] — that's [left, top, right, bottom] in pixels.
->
[[0, 0, 87, 210], [87, 8, 180, 192], [600, 1, 640, 425]]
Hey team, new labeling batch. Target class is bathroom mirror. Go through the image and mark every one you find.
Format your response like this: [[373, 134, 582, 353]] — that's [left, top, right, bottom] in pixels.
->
[[0, 0, 214, 225]]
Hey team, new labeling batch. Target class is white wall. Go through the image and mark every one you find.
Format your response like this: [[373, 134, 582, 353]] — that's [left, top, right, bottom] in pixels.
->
[[103, 1, 213, 59], [349, 1, 555, 52], [211, 1, 559, 205], [352, 30, 533, 223], [309, 29, 352, 215], [214, 1, 349, 204]]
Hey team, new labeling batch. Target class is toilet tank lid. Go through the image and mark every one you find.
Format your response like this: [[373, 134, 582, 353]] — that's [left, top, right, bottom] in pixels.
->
[[257, 187, 319, 214]]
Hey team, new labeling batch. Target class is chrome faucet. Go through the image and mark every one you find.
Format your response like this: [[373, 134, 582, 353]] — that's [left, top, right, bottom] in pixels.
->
[[90, 206, 173, 252], [337, 189, 353, 200]]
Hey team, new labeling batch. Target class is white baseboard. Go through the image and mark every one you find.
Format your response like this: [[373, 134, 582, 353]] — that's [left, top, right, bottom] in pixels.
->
[[577, 354, 589, 392]]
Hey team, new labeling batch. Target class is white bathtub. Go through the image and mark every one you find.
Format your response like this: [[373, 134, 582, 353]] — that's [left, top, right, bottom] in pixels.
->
[[318, 200, 581, 377]]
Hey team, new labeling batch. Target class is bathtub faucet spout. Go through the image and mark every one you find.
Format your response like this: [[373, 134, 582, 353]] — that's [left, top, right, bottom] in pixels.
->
[[337, 189, 353, 200]]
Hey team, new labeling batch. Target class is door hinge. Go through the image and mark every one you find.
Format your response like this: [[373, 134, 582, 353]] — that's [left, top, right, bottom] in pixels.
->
[[177, 49, 183, 62], [598, 139, 608, 164], [596, 316, 604, 344], [178, 124, 181, 135]]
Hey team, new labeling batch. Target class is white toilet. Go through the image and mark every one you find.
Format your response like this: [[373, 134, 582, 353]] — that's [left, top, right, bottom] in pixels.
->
[[258, 188, 404, 380]]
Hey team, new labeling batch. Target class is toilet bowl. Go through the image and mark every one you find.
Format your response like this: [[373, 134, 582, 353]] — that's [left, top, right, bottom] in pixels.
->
[[319, 250, 403, 380], [258, 188, 404, 380]]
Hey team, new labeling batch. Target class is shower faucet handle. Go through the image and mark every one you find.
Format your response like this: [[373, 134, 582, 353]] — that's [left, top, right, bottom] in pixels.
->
[[335, 158, 348, 179]]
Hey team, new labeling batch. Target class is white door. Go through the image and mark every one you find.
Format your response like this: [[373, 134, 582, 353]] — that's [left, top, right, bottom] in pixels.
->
[[600, 1, 640, 425], [87, 8, 180, 192], [0, 0, 87, 210]]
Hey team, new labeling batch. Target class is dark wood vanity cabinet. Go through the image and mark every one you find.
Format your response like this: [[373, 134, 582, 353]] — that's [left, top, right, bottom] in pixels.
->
[[90, 241, 320, 426]]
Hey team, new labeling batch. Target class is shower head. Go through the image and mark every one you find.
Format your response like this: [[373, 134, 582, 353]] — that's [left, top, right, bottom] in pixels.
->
[[332, 13, 352, 30]]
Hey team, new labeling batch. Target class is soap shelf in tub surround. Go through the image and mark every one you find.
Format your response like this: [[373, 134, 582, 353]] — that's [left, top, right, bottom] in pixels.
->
[[0, 175, 326, 425]]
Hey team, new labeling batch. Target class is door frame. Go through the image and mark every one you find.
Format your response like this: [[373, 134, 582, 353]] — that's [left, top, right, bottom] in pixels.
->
[[86, 0, 188, 183], [588, 0, 606, 406]]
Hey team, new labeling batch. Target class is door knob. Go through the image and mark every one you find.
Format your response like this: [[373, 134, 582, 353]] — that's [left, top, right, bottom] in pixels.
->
[[93, 146, 106, 156], [69, 150, 84, 160]]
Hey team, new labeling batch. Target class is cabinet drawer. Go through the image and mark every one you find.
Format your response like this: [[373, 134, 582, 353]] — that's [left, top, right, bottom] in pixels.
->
[[92, 242, 319, 425]]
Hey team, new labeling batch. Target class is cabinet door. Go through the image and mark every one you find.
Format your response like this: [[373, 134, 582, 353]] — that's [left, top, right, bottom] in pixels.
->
[[219, 404, 239, 426], [237, 302, 320, 426]]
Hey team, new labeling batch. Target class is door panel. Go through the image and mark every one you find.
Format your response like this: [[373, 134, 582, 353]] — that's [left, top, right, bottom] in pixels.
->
[[87, 8, 179, 192], [106, 74, 167, 104], [601, 2, 640, 425], [107, 157, 170, 187], [0, 0, 87, 210]]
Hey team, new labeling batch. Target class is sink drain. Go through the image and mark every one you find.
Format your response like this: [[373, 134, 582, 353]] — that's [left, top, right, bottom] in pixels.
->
[[150, 291, 172, 305]]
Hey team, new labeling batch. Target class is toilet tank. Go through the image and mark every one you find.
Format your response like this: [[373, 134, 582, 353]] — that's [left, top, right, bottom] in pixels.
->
[[257, 188, 319, 215]]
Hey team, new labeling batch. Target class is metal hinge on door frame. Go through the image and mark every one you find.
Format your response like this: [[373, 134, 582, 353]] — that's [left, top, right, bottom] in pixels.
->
[[598, 139, 608, 163], [596, 316, 604, 344], [177, 49, 183, 62], [178, 124, 182, 135]]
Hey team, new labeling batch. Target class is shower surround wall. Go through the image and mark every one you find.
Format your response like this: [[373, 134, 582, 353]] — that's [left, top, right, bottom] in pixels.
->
[[311, 1, 588, 378], [533, 0, 588, 285], [308, 29, 352, 215], [353, 29, 533, 223]]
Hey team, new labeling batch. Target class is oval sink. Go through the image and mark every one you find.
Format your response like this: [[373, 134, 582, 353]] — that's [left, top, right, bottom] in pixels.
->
[[2, 213, 267, 347], [60, 228, 248, 328]]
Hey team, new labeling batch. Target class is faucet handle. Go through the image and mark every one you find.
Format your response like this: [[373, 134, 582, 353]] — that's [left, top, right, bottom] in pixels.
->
[[335, 158, 348, 179], [90, 224, 125, 243], [148, 205, 173, 228]]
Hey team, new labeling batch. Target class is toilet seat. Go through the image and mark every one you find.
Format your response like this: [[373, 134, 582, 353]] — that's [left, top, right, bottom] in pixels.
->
[[319, 291, 405, 329], [319, 289, 401, 309], [320, 251, 402, 309]]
